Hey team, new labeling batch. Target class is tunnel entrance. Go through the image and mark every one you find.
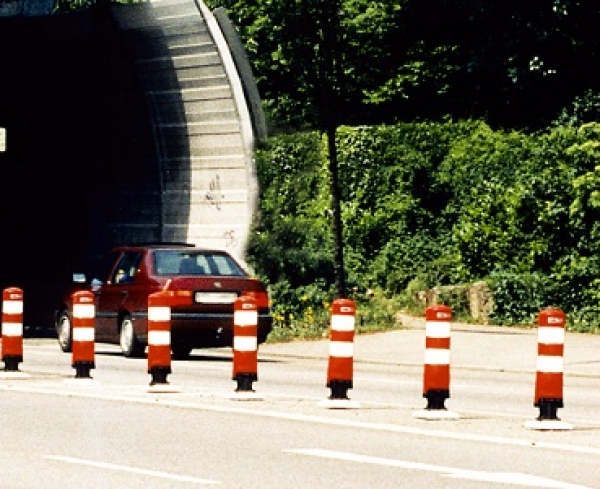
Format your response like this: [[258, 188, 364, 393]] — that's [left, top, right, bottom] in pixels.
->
[[0, 10, 159, 331]]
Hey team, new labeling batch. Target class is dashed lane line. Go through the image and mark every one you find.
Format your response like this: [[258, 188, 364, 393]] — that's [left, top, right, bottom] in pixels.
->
[[45, 455, 221, 485], [285, 448, 591, 489]]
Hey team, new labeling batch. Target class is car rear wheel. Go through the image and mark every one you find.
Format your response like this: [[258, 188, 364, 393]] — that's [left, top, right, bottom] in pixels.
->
[[119, 315, 145, 358], [56, 310, 73, 353]]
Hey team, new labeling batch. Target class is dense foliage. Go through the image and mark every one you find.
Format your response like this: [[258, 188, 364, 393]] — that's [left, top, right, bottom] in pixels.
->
[[203, 0, 600, 336], [248, 121, 600, 334], [205, 0, 600, 132]]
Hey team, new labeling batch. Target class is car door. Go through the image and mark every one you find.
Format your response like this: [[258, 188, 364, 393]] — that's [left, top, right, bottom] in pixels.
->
[[95, 251, 142, 342]]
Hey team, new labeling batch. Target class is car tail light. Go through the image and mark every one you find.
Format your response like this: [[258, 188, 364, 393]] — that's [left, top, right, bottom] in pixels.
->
[[169, 290, 193, 306], [244, 290, 270, 308]]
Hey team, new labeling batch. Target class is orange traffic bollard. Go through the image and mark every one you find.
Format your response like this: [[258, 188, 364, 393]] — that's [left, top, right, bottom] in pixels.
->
[[324, 298, 357, 403], [422, 304, 452, 409], [413, 304, 458, 420], [2, 287, 24, 372], [232, 295, 258, 393], [524, 307, 572, 430], [147, 291, 172, 387], [71, 291, 96, 379]]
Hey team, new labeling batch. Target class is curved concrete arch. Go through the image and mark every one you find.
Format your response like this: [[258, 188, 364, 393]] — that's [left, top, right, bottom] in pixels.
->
[[0, 1, 264, 327], [109, 0, 261, 262]]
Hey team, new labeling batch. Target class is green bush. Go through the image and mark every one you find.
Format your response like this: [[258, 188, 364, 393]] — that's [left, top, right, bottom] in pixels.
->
[[487, 271, 560, 326], [248, 121, 600, 336]]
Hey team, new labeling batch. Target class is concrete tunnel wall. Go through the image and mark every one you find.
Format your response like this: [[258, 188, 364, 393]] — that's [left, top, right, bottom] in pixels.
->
[[0, 0, 265, 330]]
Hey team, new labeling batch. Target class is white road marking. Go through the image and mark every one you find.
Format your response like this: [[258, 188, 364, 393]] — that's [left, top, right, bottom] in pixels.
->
[[45, 455, 221, 485], [286, 449, 591, 489]]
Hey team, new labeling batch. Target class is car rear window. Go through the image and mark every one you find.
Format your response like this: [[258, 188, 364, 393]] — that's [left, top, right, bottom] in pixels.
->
[[152, 250, 247, 277]]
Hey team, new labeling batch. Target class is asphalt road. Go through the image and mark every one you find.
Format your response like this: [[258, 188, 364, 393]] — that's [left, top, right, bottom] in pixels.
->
[[0, 325, 599, 488]]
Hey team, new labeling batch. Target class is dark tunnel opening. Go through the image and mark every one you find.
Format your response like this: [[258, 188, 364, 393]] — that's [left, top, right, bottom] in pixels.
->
[[0, 9, 159, 332]]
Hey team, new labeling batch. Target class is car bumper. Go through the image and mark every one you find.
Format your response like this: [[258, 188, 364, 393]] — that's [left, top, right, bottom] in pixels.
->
[[136, 311, 273, 348]]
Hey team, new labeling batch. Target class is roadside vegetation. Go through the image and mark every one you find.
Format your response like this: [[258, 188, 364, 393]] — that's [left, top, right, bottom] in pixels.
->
[[249, 119, 600, 340], [200, 0, 600, 338]]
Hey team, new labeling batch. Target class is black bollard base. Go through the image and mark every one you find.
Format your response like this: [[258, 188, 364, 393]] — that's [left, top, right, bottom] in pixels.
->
[[3, 356, 22, 372], [536, 399, 563, 421], [413, 389, 459, 419], [318, 379, 360, 408], [73, 362, 94, 379], [235, 373, 257, 392], [424, 389, 450, 410], [524, 398, 571, 430], [328, 380, 352, 400], [149, 366, 171, 386]]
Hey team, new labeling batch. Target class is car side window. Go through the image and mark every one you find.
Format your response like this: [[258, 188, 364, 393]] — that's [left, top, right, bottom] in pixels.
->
[[111, 251, 143, 284], [90, 251, 122, 284], [153, 251, 180, 275]]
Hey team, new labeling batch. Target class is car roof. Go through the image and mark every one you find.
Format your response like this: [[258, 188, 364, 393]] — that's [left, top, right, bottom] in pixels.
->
[[112, 243, 233, 254], [124, 242, 196, 248]]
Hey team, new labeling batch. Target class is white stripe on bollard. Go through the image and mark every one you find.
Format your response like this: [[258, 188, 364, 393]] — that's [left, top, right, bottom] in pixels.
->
[[331, 315, 355, 331], [148, 306, 171, 322], [148, 330, 171, 346], [233, 336, 258, 351], [234, 310, 258, 326], [538, 327, 565, 344], [2, 322, 23, 336], [2, 301, 23, 315], [73, 303, 95, 319], [424, 348, 451, 365], [536, 356, 564, 373], [72, 327, 95, 342], [425, 321, 451, 338], [329, 341, 354, 357]]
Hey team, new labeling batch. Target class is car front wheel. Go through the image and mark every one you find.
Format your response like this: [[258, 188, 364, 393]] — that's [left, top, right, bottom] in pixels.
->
[[56, 310, 73, 353], [119, 315, 145, 358]]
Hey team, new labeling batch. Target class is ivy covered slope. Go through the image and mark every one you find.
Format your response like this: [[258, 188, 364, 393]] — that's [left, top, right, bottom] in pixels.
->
[[247, 121, 600, 336]]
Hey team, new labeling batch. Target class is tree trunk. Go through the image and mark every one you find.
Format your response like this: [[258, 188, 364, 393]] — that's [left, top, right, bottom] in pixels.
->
[[326, 125, 346, 298]]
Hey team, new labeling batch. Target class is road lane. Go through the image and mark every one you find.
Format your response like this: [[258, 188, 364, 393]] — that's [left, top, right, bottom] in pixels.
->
[[1, 387, 597, 488], [0, 338, 598, 488]]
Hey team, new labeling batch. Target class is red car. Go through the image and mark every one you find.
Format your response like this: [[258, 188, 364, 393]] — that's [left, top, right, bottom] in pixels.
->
[[54, 243, 272, 358]]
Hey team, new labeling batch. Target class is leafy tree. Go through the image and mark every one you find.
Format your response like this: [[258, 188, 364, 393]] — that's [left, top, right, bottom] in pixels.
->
[[205, 0, 600, 131], [248, 132, 334, 287], [554, 90, 600, 128], [207, 0, 352, 296]]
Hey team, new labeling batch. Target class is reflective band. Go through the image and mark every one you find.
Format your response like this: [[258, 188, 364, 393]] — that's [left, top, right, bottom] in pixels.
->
[[424, 348, 450, 365], [2, 300, 23, 315], [537, 355, 564, 373], [538, 326, 565, 344], [72, 327, 95, 342], [148, 330, 171, 346], [331, 315, 355, 332], [234, 310, 258, 326], [73, 303, 95, 319], [2, 322, 23, 336], [425, 321, 451, 338], [329, 341, 354, 357], [148, 306, 171, 322], [234, 336, 257, 351]]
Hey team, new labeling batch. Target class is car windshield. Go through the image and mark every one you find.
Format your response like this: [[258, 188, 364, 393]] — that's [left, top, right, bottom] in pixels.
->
[[152, 250, 247, 277]]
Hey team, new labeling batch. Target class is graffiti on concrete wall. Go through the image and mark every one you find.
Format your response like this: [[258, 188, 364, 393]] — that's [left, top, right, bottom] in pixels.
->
[[205, 174, 224, 211]]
